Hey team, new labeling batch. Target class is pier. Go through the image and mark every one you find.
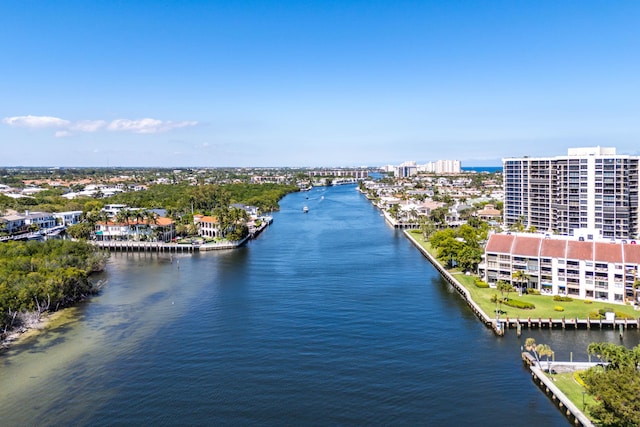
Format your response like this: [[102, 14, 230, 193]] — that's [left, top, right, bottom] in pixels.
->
[[94, 240, 202, 253], [501, 316, 639, 332]]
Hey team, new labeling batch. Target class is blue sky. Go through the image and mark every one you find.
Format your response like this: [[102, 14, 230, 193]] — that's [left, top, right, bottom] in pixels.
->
[[1, 1, 639, 167]]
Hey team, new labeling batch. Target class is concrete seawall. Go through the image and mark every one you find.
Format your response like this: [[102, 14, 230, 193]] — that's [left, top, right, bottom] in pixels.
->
[[403, 230, 500, 333], [522, 353, 595, 427]]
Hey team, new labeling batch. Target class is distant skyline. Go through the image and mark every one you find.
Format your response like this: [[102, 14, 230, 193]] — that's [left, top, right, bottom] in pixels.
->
[[2, 1, 639, 167]]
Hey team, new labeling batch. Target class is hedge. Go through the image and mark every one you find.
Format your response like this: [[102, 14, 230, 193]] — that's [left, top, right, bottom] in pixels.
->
[[503, 298, 536, 310]]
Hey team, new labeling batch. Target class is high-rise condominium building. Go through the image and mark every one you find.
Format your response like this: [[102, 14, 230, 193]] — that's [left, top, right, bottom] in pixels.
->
[[503, 147, 639, 239], [419, 160, 461, 174]]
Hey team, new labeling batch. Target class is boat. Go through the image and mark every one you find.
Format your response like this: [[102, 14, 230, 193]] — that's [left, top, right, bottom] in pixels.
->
[[303, 206, 309, 213]]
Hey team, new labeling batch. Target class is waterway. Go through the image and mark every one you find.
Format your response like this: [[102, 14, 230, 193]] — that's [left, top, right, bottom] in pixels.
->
[[1, 185, 638, 426]]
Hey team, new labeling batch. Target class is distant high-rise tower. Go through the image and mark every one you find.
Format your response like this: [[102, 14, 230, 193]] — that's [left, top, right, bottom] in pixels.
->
[[503, 147, 640, 239], [419, 159, 461, 174]]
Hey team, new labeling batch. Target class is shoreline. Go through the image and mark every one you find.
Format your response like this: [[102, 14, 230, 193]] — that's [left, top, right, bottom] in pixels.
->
[[403, 232, 598, 425], [402, 229, 640, 334], [402, 230, 500, 333], [0, 309, 66, 352]]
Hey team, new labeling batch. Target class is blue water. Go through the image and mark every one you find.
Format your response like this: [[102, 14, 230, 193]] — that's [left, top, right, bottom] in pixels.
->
[[462, 166, 502, 173], [1, 185, 635, 426]]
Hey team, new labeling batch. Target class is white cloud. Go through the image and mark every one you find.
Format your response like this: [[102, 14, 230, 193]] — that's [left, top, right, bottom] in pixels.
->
[[71, 120, 107, 132], [2, 115, 197, 135], [55, 130, 72, 138], [2, 115, 70, 128], [107, 118, 198, 134]]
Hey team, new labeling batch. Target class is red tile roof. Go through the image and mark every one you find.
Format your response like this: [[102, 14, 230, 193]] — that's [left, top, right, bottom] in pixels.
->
[[486, 233, 640, 265], [566, 241, 593, 261], [511, 236, 542, 257], [624, 244, 640, 265], [594, 242, 623, 263], [539, 239, 566, 258], [485, 234, 515, 253]]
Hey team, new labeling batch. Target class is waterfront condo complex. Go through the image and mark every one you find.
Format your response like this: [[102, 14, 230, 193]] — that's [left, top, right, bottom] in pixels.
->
[[503, 146, 639, 239]]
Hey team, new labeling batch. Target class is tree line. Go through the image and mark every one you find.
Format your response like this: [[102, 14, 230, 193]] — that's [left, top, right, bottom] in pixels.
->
[[0, 240, 108, 334]]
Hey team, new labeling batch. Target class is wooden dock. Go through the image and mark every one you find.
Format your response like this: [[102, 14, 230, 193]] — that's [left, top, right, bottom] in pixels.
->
[[501, 316, 640, 331], [93, 240, 201, 253], [92, 237, 248, 253]]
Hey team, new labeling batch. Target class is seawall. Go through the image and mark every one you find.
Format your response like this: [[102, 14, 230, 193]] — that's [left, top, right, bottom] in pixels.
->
[[522, 353, 595, 427], [403, 230, 500, 334]]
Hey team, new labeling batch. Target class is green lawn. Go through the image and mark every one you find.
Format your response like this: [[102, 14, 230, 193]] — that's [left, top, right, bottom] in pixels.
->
[[407, 230, 640, 320], [551, 372, 598, 421]]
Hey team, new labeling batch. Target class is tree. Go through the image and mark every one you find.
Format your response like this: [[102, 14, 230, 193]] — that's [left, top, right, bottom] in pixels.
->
[[388, 204, 400, 220], [418, 216, 437, 239], [497, 280, 514, 301], [512, 270, 529, 296], [583, 343, 640, 427], [588, 342, 640, 370], [524, 338, 542, 367], [429, 206, 448, 228], [536, 343, 554, 373], [66, 223, 93, 240], [457, 245, 482, 272]]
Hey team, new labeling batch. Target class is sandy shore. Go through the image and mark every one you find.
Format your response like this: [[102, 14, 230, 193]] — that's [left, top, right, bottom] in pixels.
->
[[0, 310, 66, 352]]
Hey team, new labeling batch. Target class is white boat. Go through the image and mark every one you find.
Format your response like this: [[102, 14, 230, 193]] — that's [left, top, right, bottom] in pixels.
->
[[303, 206, 309, 213]]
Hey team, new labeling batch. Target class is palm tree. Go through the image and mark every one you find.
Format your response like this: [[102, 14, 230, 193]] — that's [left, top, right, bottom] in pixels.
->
[[115, 209, 132, 240], [497, 280, 514, 301], [512, 270, 530, 296], [388, 204, 400, 220], [525, 338, 541, 368], [537, 344, 554, 373]]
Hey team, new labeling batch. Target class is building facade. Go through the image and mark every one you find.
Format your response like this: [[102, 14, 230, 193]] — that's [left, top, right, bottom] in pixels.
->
[[481, 232, 640, 305], [419, 159, 461, 174], [503, 147, 640, 239]]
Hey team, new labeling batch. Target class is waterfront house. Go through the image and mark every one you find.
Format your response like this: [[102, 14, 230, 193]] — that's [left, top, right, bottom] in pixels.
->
[[1, 214, 26, 234], [24, 211, 56, 230], [193, 215, 221, 238], [53, 211, 83, 226], [95, 217, 175, 242], [230, 203, 259, 219]]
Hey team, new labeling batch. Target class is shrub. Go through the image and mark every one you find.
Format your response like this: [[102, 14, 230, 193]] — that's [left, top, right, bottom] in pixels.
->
[[584, 299, 593, 304], [553, 295, 573, 302], [598, 308, 614, 316], [573, 371, 587, 388], [589, 311, 604, 319], [474, 279, 489, 288], [503, 299, 536, 310], [615, 311, 636, 320], [527, 289, 540, 295], [554, 306, 565, 312]]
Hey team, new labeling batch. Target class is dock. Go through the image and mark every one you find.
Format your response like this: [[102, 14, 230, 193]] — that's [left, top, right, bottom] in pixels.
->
[[501, 316, 639, 331]]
